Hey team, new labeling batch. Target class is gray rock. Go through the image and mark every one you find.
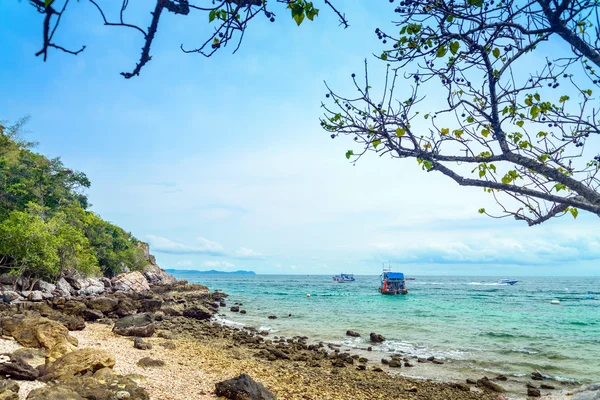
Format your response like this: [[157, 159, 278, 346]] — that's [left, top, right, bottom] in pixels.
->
[[2, 290, 21, 303], [0, 353, 39, 380], [215, 373, 275, 400], [136, 357, 164, 367], [34, 280, 56, 293], [55, 278, 74, 297], [528, 387, 541, 397], [83, 309, 104, 322], [88, 296, 118, 313], [182, 306, 212, 320], [113, 313, 155, 337], [112, 272, 150, 293], [133, 337, 152, 350], [369, 332, 385, 343], [27, 291, 44, 302], [477, 377, 505, 393], [346, 330, 361, 337]]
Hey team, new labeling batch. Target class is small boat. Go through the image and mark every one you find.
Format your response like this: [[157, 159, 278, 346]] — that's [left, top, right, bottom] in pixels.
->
[[405, 277, 416, 281], [333, 273, 355, 282], [498, 279, 518, 285], [379, 266, 408, 295]]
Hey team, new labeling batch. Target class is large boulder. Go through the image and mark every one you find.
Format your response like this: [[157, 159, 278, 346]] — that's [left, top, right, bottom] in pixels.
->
[[182, 306, 213, 320], [346, 330, 361, 337], [33, 280, 56, 293], [88, 296, 118, 313], [27, 291, 44, 302], [51, 373, 149, 400], [141, 298, 163, 313], [40, 348, 115, 382], [26, 386, 83, 400], [8, 317, 78, 362], [55, 278, 74, 298], [215, 374, 275, 400], [113, 313, 155, 337], [0, 353, 39, 380], [62, 301, 88, 317], [143, 264, 177, 286], [78, 277, 105, 296], [111, 272, 150, 293], [47, 312, 86, 331], [115, 298, 139, 317], [1, 290, 22, 303]]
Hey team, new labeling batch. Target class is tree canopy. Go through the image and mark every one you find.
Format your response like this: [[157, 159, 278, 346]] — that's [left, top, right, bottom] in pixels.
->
[[0, 119, 148, 282], [322, 0, 600, 225], [28, 0, 347, 78]]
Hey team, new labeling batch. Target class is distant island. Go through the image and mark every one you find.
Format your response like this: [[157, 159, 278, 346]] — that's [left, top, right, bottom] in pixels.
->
[[165, 269, 256, 275]]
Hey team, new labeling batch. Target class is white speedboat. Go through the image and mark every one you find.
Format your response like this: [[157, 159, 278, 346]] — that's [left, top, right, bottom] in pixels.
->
[[498, 279, 518, 285]]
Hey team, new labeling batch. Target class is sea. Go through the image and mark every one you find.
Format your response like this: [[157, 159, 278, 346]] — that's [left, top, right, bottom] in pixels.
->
[[172, 273, 600, 392]]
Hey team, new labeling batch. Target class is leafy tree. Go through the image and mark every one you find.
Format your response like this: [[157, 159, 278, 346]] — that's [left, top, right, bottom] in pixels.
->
[[322, 0, 600, 225], [26, 0, 347, 78]]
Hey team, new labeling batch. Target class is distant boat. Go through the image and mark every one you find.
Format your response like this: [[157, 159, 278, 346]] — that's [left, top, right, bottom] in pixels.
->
[[379, 265, 408, 295], [405, 277, 416, 281], [333, 273, 355, 282], [498, 279, 518, 285]]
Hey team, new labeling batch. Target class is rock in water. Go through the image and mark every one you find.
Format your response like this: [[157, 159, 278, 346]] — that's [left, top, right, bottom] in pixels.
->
[[40, 348, 115, 382], [477, 377, 505, 393], [369, 332, 385, 343], [346, 330, 361, 337], [215, 374, 275, 400], [113, 313, 155, 337], [527, 387, 541, 397], [0, 353, 39, 380]]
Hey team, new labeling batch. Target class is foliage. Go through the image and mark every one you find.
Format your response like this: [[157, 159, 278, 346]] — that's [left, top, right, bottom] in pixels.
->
[[25, 0, 347, 78], [322, 0, 600, 225], [0, 120, 148, 280]]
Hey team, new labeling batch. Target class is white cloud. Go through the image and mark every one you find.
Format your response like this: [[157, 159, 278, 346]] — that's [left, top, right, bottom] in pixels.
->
[[147, 235, 225, 255], [202, 261, 235, 268], [176, 260, 193, 266], [234, 247, 264, 259]]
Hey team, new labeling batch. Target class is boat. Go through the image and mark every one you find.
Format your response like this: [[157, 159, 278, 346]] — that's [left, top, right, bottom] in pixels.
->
[[333, 273, 355, 282], [498, 279, 518, 285], [379, 266, 408, 295]]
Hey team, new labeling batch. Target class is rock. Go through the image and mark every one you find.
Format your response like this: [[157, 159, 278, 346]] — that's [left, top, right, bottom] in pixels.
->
[[215, 373, 275, 400], [426, 356, 435, 361], [367, 347, 372, 351], [116, 391, 131, 399], [182, 306, 212, 320], [136, 357, 165, 367], [112, 272, 151, 293], [40, 348, 115, 381], [0, 353, 39, 380], [369, 332, 385, 343], [449, 383, 471, 392], [219, 301, 226, 307], [8, 317, 77, 361], [477, 377, 505, 393], [526, 382, 538, 389], [83, 309, 104, 322], [157, 331, 174, 340], [1, 290, 21, 303], [141, 298, 163, 313], [55, 278, 74, 297], [268, 315, 277, 319], [100, 277, 112, 288], [467, 379, 477, 384], [346, 330, 361, 337], [527, 388, 541, 397], [62, 301, 87, 316], [88, 296, 118, 313], [432, 359, 444, 364], [230, 306, 240, 312], [496, 375, 508, 381], [11, 348, 46, 368], [34, 280, 56, 293], [531, 371, 544, 381], [159, 341, 176, 350], [27, 386, 84, 400], [357, 364, 366, 370], [27, 291, 44, 302], [389, 360, 402, 368], [407, 387, 418, 393], [540, 384, 556, 390], [0, 380, 19, 400], [133, 337, 152, 350], [48, 313, 86, 331], [372, 367, 383, 372], [143, 264, 176, 286], [404, 362, 414, 367], [113, 313, 155, 338], [115, 298, 138, 317], [381, 358, 390, 365], [240, 310, 247, 314], [60, 373, 150, 400]]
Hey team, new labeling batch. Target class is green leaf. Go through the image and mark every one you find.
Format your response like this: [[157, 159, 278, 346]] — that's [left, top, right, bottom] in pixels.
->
[[569, 207, 579, 219], [306, 8, 319, 21], [345, 150, 354, 159], [209, 9, 216, 22], [440, 127, 450, 135], [436, 46, 447, 58], [492, 48, 500, 58], [516, 120, 524, 128], [395, 128, 406, 137], [446, 15, 454, 23], [381, 52, 388, 61], [44, 0, 54, 7], [478, 208, 486, 214], [481, 129, 490, 137], [372, 139, 382, 149], [450, 41, 460, 55]]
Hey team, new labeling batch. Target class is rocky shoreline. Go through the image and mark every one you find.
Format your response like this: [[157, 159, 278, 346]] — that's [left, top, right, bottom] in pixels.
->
[[0, 266, 597, 399]]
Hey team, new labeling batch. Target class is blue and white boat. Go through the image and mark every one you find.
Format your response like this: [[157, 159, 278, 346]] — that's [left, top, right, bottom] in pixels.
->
[[498, 279, 518, 285], [333, 273, 355, 282]]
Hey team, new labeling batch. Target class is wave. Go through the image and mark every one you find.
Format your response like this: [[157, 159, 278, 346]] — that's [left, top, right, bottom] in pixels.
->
[[469, 282, 501, 286]]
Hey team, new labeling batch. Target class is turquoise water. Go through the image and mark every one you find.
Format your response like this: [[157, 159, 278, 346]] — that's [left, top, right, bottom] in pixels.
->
[[175, 274, 600, 384]]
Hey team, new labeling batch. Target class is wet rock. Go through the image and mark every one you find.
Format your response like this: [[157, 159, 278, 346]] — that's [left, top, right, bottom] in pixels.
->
[[496, 375, 508, 381], [367, 346, 372, 351], [389, 360, 402, 368], [527, 388, 541, 397], [404, 362, 414, 367], [526, 382, 538, 389], [83, 309, 104, 322], [432, 359, 444, 364], [356, 364, 366, 371], [372, 367, 383, 372], [219, 301, 226, 307], [141, 298, 163, 313], [40, 348, 115, 382], [477, 377, 505, 393], [215, 373, 275, 400], [0, 353, 39, 380], [88, 296, 118, 313], [540, 384, 556, 390], [467, 379, 477, 384], [136, 357, 165, 367], [113, 313, 155, 337], [230, 306, 240, 312], [426, 356, 435, 361], [369, 332, 385, 343], [240, 310, 247, 314], [133, 337, 153, 350], [449, 383, 470, 392], [182, 306, 212, 320], [268, 315, 277, 319], [346, 330, 361, 337], [531, 371, 544, 381]]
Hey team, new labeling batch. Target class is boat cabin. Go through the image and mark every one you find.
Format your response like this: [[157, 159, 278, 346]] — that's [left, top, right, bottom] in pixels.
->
[[379, 270, 408, 295]]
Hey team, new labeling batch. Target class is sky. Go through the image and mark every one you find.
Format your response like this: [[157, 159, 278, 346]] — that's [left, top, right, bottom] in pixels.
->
[[1, 1, 598, 276]]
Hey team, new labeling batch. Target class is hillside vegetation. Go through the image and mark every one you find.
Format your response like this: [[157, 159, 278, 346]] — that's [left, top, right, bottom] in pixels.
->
[[0, 118, 148, 284]]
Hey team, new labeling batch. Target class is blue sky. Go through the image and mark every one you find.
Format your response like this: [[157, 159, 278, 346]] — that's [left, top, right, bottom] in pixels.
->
[[1, 1, 598, 276]]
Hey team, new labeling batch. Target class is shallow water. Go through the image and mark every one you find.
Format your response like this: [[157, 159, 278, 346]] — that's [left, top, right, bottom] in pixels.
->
[[174, 274, 600, 384]]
